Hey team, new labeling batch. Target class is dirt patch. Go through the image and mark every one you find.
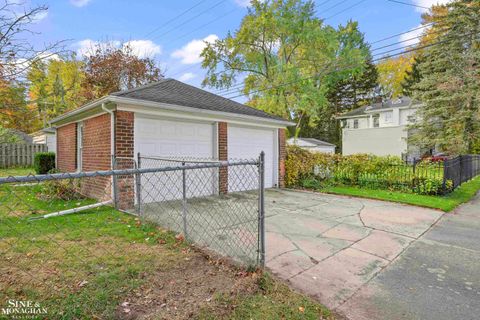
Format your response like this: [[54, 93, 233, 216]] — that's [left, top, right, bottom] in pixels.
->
[[114, 248, 259, 320]]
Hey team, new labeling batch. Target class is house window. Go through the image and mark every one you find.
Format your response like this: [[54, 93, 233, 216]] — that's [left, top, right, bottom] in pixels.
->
[[384, 111, 393, 123], [77, 122, 84, 171], [373, 115, 380, 128], [353, 119, 359, 129]]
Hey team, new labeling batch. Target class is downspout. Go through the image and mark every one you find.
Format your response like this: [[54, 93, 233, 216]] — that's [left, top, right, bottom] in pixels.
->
[[101, 102, 115, 168], [101, 102, 116, 206]]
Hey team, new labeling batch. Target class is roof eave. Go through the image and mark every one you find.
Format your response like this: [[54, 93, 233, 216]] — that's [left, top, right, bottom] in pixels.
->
[[50, 95, 295, 128]]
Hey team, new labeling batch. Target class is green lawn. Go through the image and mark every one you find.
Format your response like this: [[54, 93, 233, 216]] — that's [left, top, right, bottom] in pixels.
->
[[322, 175, 480, 212], [0, 167, 333, 319]]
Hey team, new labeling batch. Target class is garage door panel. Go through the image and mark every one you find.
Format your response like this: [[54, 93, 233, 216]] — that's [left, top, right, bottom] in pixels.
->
[[228, 126, 276, 191], [135, 115, 215, 202]]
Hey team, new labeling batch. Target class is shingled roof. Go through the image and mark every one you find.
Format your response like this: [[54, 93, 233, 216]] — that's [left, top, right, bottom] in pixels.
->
[[337, 97, 421, 119], [111, 78, 287, 122]]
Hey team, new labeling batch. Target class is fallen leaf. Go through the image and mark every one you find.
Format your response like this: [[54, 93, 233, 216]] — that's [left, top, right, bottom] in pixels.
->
[[299, 306, 305, 313], [78, 280, 88, 287]]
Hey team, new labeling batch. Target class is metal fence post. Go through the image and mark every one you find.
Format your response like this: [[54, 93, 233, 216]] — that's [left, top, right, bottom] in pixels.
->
[[258, 151, 266, 267], [442, 158, 448, 194], [135, 152, 142, 215], [111, 155, 118, 209], [182, 162, 188, 240]]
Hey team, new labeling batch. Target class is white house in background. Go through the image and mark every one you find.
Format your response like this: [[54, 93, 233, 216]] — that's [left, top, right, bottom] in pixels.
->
[[30, 127, 56, 153], [287, 137, 336, 154], [337, 97, 421, 158]]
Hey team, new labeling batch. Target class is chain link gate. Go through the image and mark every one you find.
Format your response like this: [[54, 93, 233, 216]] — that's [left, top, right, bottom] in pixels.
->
[[111, 153, 266, 266]]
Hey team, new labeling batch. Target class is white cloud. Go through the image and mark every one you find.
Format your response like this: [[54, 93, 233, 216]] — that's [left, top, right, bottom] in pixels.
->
[[123, 40, 162, 58], [234, 0, 265, 7], [413, 0, 452, 12], [399, 24, 427, 47], [234, 0, 251, 7], [70, 0, 91, 7], [76, 39, 100, 57], [32, 10, 48, 23], [171, 34, 218, 65], [75, 39, 161, 58], [178, 72, 196, 82]]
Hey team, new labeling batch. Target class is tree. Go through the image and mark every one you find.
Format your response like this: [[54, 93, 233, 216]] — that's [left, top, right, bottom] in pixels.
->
[[402, 55, 422, 97], [201, 0, 369, 137], [82, 42, 163, 101], [27, 55, 85, 128], [409, 0, 480, 154], [301, 22, 378, 145], [0, 125, 22, 144], [377, 54, 414, 98], [0, 78, 38, 132], [0, 2, 65, 81]]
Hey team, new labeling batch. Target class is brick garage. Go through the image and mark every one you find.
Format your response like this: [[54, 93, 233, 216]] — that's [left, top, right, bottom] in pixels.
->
[[51, 78, 292, 205]]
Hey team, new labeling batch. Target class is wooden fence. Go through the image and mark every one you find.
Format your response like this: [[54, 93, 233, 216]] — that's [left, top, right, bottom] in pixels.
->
[[0, 144, 48, 168]]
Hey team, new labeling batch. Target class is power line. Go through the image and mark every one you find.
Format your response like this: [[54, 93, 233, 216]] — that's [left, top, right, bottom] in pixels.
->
[[167, 7, 238, 46], [144, 0, 210, 37], [386, 0, 430, 10], [150, 0, 227, 42], [370, 26, 448, 52], [320, 0, 351, 14], [220, 35, 459, 100], [370, 23, 434, 45], [324, 0, 369, 20]]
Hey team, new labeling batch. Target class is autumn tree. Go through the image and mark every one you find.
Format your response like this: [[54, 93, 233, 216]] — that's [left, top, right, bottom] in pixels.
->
[[82, 42, 163, 100], [409, 0, 480, 154], [27, 55, 85, 128], [201, 0, 369, 137], [376, 54, 414, 99], [0, 78, 36, 132]]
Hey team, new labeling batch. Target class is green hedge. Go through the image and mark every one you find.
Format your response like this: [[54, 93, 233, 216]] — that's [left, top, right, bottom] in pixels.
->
[[34, 152, 56, 174], [285, 145, 450, 195]]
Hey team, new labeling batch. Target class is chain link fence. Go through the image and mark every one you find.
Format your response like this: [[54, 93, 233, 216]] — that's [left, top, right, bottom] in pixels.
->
[[0, 155, 265, 317]]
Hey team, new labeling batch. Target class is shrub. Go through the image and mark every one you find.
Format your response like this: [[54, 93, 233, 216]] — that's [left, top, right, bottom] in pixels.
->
[[285, 145, 448, 195], [34, 152, 55, 174], [39, 178, 84, 201]]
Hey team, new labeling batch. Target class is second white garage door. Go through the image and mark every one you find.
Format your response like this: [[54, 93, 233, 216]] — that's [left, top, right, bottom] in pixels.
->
[[228, 125, 276, 190]]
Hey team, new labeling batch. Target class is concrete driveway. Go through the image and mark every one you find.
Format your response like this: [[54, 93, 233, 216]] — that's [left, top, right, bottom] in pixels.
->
[[265, 189, 444, 315]]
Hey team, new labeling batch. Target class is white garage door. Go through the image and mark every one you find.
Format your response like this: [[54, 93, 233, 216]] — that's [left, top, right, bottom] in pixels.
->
[[228, 125, 276, 191], [134, 115, 215, 201]]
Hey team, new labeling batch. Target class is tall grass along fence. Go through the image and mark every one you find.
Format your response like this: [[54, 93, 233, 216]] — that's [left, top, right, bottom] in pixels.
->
[[0, 143, 47, 168], [285, 146, 480, 195]]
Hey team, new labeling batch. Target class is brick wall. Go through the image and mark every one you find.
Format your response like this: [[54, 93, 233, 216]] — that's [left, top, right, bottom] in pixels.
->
[[114, 111, 135, 210], [81, 113, 112, 200], [278, 128, 286, 188], [218, 122, 228, 194], [115, 111, 134, 159], [56, 123, 77, 172], [82, 113, 111, 171]]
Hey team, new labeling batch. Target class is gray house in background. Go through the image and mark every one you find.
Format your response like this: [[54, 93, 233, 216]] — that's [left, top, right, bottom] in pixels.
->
[[337, 97, 421, 158], [287, 137, 336, 154]]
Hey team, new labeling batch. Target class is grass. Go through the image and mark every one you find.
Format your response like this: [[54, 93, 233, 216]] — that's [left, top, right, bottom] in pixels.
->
[[321, 175, 480, 212], [198, 273, 334, 320], [0, 166, 35, 177], [0, 167, 332, 319]]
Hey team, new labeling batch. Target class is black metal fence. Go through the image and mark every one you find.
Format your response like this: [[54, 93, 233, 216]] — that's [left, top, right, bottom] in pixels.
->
[[443, 155, 480, 190]]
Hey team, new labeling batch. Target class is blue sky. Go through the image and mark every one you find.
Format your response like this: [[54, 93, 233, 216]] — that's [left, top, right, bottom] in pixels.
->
[[28, 0, 450, 93]]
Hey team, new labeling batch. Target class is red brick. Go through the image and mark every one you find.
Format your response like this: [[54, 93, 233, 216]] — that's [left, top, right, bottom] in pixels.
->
[[56, 123, 77, 172], [218, 122, 228, 194]]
